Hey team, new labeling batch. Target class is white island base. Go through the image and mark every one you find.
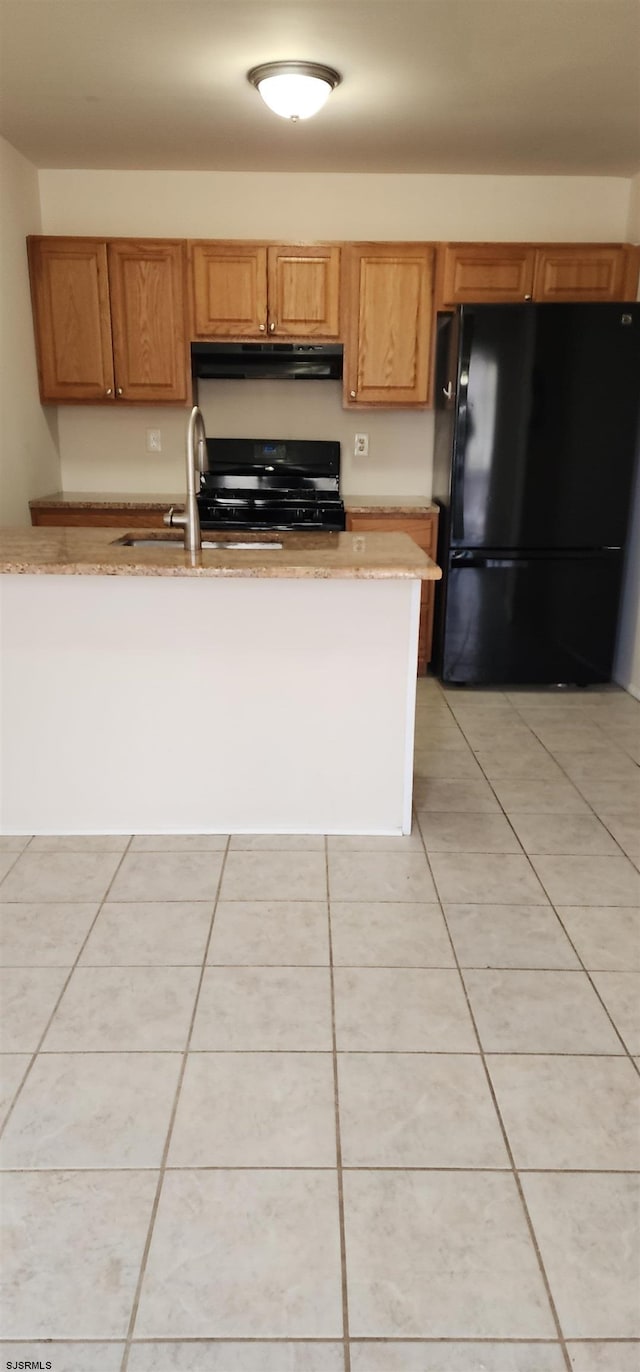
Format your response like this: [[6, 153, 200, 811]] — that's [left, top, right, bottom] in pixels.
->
[[2, 573, 422, 835]]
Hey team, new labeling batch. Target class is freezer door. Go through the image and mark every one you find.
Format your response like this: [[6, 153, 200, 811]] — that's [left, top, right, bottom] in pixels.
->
[[441, 552, 624, 685], [452, 303, 640, 550]]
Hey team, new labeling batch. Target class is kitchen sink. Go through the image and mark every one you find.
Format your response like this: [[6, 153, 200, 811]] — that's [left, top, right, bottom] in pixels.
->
[[112, 535, 283, 550]]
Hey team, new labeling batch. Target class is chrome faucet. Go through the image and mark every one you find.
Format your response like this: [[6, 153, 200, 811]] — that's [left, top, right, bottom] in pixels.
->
[[164, 405, 206, 552]]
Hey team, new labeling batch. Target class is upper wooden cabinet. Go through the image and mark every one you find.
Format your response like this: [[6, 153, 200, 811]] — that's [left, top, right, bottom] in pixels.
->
[[439, 244, 536, 306], [106, 241, 188, 402], [28, 235, 638, 412], [27, 239, 115, 402], [438, 242, 637, 309], [190, 243, 267, 338], [267, 245, 341, 337], [189, 241, 341, 339], [344, 244, 435, 407], [27, 237, 189, 405], [533, 245, 632, 302]]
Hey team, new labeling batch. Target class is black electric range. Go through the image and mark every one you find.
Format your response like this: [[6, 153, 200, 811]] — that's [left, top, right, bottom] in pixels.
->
[[197, 437, 345, 531]]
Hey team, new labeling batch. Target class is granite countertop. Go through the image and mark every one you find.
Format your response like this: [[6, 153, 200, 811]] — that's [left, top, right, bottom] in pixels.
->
[[345, 495, 438, 514], [29, 491, 180, 510], [29, 491, 438, 516], [0, 527, 441, 581]]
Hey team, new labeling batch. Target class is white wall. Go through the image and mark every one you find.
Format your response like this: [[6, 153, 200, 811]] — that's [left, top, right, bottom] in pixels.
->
[[0, 138, 60, 523], [38, 170, 632, 242], [40, 168, 635, 498], [613, 173, 640, 697], [56, 383, 433, 498]]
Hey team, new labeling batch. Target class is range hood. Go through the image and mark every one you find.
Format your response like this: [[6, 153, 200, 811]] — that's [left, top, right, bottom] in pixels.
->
[[191, 341, 343, 381]]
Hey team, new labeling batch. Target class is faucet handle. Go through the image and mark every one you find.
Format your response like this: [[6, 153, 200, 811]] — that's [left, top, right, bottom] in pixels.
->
[[163, 507, 175, 528]]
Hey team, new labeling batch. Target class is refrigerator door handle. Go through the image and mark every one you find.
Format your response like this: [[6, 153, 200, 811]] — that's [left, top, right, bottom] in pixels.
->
[[452, 366, 471, 542], [451, 553, 499, 569]]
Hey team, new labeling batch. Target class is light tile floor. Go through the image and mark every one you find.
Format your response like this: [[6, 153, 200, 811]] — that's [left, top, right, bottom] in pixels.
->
[[0, 678, 638, 1372]]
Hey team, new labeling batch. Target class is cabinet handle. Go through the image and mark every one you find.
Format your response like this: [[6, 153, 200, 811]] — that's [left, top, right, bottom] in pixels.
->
[[105, 388, 113, 396], [269, 321, 276, 332], [524, 294, 532, 301], [259, 323, 266, 332], [350, 390, 356, 399], [117, 387, 123, 396]]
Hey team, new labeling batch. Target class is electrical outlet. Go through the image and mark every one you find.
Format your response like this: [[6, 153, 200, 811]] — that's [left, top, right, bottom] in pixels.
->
[[146, 429, 162, 453], [354, 432, 369, 458]]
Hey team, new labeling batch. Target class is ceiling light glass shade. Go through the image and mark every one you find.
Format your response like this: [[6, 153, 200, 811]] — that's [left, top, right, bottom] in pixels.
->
[[248, 62, 341, 121]]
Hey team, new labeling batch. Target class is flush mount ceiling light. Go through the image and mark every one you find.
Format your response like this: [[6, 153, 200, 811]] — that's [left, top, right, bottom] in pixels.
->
[[247, 61, 341, 122]]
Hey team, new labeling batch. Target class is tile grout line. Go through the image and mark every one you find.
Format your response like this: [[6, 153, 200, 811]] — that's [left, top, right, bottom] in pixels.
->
[[325, 834, 352, 1372], [3, 1165, 639, 1175], [4, 1047, 634, 1057], [9, 960, 638, 970], [502, 723, 640, 1075], [415, 782, 574, 1372], [3, 683, 637, 1352], [9, 1334, 639, 1345], [118, 837, 231, 1372], [443, 701, 640, 1079], [507, 695, 639, 867], [0, 836, 137, 1141]]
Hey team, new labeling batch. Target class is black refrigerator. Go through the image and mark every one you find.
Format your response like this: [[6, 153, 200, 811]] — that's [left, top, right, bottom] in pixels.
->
[[432, 302, 640, 685]]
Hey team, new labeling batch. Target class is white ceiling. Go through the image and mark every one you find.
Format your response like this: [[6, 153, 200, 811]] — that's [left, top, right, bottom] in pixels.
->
[[1, 0, 639, 176]]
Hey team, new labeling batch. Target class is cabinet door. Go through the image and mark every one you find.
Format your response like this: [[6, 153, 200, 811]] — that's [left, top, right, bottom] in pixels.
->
[[27, 238, 115, 402], [108, 241, 189, 403], [439, 244, 535, 306], [267, 245, 341, 337], [533, 246, 629, 302], [344, 245, 434, 406], [190, 242, 268, 338], [346, 511, 438, 671]]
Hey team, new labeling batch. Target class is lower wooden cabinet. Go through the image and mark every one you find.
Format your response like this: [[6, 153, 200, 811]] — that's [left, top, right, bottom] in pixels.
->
[[346, 509, 439, 673], [29, 503, 170, 528]]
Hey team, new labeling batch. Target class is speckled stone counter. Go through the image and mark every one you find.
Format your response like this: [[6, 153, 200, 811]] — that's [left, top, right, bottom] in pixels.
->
[[346, 495, 438, 515], [31, 492, 438, 515], [1, 527, 440, 581], [29, 491, 180, 510]]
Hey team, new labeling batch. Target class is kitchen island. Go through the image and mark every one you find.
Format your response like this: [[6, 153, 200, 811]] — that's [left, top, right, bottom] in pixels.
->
[[0, 528, 440, 836]]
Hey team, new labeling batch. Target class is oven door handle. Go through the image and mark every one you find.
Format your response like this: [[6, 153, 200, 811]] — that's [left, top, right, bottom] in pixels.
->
[[207, 497, 250, 505]]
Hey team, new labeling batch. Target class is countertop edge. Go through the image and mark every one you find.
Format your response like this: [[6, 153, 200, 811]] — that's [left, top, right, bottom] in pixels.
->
[[29, 492, 439, 516], [1, 561, 440, 580], [0, 528, 441, 581]]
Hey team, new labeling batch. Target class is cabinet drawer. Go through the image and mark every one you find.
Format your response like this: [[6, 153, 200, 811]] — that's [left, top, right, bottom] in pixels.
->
[[30, 507, 169, 529]]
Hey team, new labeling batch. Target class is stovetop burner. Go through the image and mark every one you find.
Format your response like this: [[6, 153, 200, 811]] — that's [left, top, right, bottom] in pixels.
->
[[197, 437, 345, 531]]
